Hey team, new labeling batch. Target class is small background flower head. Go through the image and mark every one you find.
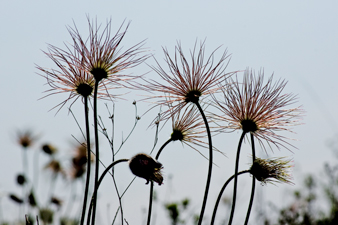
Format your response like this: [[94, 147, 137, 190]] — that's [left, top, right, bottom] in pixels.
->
[[42, 144, 58, 155], [45, 159, 65, 177], [16, 130, 38, 148], [51, 196, 63, 209], [16, 174, 26, 186], [129, 153, 163, 185]]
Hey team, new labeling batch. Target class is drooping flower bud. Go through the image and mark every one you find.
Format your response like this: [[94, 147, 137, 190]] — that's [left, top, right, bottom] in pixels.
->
[[129, 153, 163, 185]]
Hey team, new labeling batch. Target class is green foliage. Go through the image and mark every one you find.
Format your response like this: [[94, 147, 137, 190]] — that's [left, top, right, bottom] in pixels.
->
[[39, 208, 54, 224], [264, 155, 338, 225], [165, 198, 191, 225]]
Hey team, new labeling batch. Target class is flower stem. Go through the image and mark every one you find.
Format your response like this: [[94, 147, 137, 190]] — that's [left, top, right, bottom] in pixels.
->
[[195, 101, 213, 225], [91, 81, 100, 225], [228, 131, 246, 225], [244, 133, 256, 225], [21, 147, 29, 214], [155, 139, 172, 160], [147, 138, 172, 225], [98, 159, 129, 186], [33, 149, 40, 192], [86, 159, 129, 225], [80, 96, 91, 225], [210, 170, 250, 225]]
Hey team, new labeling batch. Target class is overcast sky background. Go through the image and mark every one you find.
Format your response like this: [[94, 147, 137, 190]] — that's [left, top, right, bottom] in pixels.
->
[[1, 1, 338, 224]]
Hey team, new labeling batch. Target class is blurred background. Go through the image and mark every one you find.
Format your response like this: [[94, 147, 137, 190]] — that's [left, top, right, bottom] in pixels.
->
[[1, 1, 338, 224]]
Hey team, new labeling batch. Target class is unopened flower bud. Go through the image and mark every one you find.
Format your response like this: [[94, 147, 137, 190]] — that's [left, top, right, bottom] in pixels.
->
[[129, 153, 163, 185], [42, 144, 57, 155], [16, 174, 26, 186]]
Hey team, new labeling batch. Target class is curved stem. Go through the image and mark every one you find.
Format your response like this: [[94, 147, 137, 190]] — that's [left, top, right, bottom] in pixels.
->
[[87, 159, 129, 225], [91, 81, 100, 225], [80, 96, 91, 225], [98, 159, 129, 186], [146, 138, 172, 225], [155, 139, 172, 160], [210, 170, 250, 225], [195, 101, 213, 225], [228, 131, 246, 225], [244, 133, 256, 225]]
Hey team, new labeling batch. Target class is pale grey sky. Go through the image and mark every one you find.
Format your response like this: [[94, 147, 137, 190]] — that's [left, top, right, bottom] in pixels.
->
[[1, 1, 338, 224]]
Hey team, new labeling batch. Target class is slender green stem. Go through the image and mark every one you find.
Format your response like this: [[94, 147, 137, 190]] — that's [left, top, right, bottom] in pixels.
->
[[87, 159, 129, 225], [21, 147, 29, 214], [228, 131, 246, 225], [91, 81, 100, 225], [210, 170, 250, 225], [244, 133, 256, 225], [80, 96, 92, 225], [195, 101, 213, 225], [146, 138, 172, 225]]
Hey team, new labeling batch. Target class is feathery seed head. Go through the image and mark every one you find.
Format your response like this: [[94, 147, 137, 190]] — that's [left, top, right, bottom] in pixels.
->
[[241, 119, 258, 133], [169, 105, 222, 157], [75, 82, 94, 98], [90, 67, 109, 82], [171, 128, 185, 141], [213, 68, 303, 151], [250, 157, 294, 185], [37, 50, 102, 112], [38, 17, 148, 113], [171, 106, 205, 146], [69, 17, 148, 85], [184, 89, 202, 103], [142, 40, 234, 121]]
